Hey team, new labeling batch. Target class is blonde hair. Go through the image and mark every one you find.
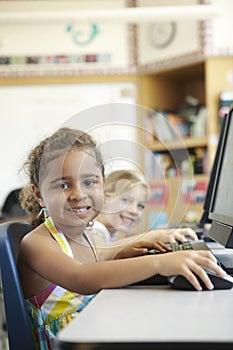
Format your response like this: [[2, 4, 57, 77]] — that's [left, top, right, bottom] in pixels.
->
[[104, 169, 148, 199]]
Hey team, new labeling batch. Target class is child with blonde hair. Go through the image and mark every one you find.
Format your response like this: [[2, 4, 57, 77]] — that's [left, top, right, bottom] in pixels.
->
[[91, 169, 197, 244]]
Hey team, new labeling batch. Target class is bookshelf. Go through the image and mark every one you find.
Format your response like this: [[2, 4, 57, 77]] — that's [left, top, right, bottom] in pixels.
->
[[148, 136, 208, 152], [137, 57, 233, 229]]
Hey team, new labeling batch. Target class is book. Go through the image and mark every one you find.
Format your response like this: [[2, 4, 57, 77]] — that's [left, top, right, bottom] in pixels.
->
[[167, 112, 189, 138], [190, 106, 207, 137], [151, 110, 177, 142], [144, 113, 156, 143]]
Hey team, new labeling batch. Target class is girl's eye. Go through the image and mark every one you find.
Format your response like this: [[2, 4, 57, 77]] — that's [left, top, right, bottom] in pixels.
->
[[84, 179, 96, 187], [138, 203, 145, 210], [121, 197, 131, 204], [57, 183, 69, 189]]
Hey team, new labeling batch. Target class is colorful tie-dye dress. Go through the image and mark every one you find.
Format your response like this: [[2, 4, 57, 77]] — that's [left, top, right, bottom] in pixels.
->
[[25, 216, 96, 350]]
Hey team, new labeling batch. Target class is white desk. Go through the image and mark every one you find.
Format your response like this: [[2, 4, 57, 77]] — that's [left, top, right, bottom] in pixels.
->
[[57, 285, 233, 350]]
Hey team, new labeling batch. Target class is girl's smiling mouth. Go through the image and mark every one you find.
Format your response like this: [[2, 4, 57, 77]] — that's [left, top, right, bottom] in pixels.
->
[[67, 206, 90, 214]]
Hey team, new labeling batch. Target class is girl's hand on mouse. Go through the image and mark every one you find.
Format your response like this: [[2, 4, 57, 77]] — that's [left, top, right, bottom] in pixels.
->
[[142, 227, 198, 243], [113, 241, 172, 259], [155, 250, 226, 291]]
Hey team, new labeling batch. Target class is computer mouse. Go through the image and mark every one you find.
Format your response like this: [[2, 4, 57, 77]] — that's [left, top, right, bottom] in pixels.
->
[[168, 268, 233, 290]]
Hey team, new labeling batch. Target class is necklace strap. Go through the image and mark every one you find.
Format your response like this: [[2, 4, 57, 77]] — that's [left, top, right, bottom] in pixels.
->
[[44, 215, 73, 258], [83, 231, 98, 263]]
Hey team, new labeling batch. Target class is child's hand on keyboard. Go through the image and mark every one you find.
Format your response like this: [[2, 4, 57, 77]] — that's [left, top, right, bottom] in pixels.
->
[[155, 250, 226, 291], [113, 241, 172, 259], [142, 227, 198, 243]]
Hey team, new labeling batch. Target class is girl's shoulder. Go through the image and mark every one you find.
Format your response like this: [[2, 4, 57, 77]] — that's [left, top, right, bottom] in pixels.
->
[[21, 223, 55, 251]]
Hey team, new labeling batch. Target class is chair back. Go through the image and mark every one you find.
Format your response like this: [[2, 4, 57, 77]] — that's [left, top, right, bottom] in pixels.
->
[[0, 221, 36, 350]]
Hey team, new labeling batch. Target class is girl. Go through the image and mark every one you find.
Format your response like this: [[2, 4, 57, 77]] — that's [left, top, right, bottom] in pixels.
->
[[90, 169, 148, 243], [18, 127, 225, 350], [90, 169, 198, 244]]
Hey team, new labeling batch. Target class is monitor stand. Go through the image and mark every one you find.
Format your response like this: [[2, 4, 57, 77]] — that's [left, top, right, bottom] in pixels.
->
[[215, 250, 233, 275], [208, 240, 233, 276], [208, 221, 233, 248]]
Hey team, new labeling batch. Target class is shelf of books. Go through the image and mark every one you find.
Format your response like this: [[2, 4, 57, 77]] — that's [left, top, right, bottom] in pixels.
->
[[141, 86, 209, 229], [138, 58, 233, 229], [145, 174, 209, 230], [143, 107, 209, 179], [144, 105, 208, 144]]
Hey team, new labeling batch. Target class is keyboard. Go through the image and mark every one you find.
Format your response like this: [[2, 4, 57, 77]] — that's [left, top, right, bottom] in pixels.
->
[[148, 240, 209, 254], [168, 241, 193, 251]]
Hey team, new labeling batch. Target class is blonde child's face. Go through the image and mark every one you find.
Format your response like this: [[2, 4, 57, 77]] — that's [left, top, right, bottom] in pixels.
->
[[38, 147, 104, 234], [102, 184, 147, 233]]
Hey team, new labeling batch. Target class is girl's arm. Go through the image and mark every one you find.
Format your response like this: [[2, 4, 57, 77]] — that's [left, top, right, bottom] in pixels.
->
[[94, 237, 172, 261], [93, 227, 197, 261], [142, 227, 198, 243], [20, 230, 225, 295]]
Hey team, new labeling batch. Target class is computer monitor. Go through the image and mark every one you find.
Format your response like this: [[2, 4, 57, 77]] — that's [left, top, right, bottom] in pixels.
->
[[198, 112, 227, 228], [208, 107, 233, 248]]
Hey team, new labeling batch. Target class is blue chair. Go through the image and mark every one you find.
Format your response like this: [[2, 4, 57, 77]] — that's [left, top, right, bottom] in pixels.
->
[[0, 221, 36, 350]]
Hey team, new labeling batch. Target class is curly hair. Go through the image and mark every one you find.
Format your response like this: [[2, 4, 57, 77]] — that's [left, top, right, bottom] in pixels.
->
[[19, 127, 104, 228]]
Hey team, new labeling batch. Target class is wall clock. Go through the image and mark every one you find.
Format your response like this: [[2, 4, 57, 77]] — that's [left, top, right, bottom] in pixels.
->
[[149, 22, 176, 49]]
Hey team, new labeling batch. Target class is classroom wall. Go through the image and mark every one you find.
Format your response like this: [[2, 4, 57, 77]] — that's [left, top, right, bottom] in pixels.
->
[[0, 83, 138, 209], [137, 0, 200, 66], [210, 0, 233, 55], [137, 0, 233, 67], [0, 0, 131, 71], [0, 0, 136, 209]]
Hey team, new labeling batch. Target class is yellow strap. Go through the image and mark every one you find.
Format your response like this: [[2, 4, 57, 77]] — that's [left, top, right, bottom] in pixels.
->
[[44, 215, 73, 257]]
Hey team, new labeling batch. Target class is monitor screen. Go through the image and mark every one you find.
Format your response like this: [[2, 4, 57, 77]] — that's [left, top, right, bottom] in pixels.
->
[[199, 113, 227, 227], [209, 107, 233, 248]]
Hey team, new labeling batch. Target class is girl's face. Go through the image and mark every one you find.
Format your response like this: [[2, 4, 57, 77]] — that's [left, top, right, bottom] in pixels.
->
[[102, 185, 147, 233], [36, 147, 104, 235]]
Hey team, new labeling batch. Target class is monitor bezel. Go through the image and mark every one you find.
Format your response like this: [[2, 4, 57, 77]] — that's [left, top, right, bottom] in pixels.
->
[[199, 112, 228, 227], [208, 107, 233, 247]]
